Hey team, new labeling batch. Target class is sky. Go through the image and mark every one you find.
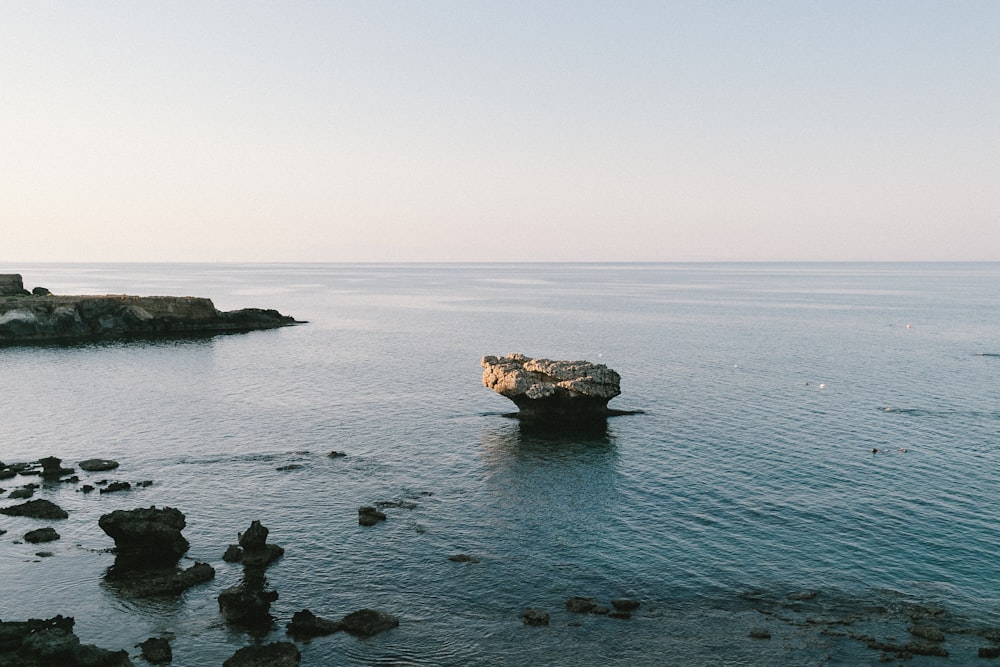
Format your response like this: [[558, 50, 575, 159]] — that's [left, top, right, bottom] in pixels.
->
[[2, 1, 998, 263]]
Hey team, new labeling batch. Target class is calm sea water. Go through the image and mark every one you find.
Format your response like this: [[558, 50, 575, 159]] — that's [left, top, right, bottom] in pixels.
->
[[2, 262, 999, 665]]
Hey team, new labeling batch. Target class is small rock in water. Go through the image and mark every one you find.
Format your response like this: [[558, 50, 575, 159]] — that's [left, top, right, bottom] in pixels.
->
[[78, 458, 120, 472], [222, 544, 243, 562], [611, 599, 640, 612], [749, 628, 772, 639], [339, 609, 399, 637], [448, 554, 481, 563], [566, 597, 597, 613], [138, 636, 173, 664], [24, 527, 60, 544], [328, 451, 347, 458], [286, 609, 341, 638], [521, 608, 549, 626], [358, 506, 387, 526], [99, 481, 132, 494]]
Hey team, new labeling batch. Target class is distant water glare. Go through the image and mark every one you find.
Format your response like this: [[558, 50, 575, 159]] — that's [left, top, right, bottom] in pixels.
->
[[2, 262, 1000, 665]]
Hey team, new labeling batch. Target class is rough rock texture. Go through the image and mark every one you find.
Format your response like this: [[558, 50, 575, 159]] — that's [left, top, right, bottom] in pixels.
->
[[0, 280, 299, 345], [481, 353, 621, 419], [136, 637, 172, 664], [218, 584, 279, 632], [98, 506, 189, 568], [0, 615, 132, 666], [237, 520, 285, 569], [223, 642, 300, 667], [339, 609, 399, 637], [24, 527, 60, 544], [521, 608, 550, 626], [0, 274, 29, 296], [105, 562, 215, 598], [0, 498, 68, 519]]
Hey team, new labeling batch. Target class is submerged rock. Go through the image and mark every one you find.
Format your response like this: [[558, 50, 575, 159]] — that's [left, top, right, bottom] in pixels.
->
[[106, 562, 215, 598], [521, 608, 550, 626], [286, 609, 342, 638], [339, 609, 399, 637], [481, 353, 622, 420], [223, 642, 300, 667]]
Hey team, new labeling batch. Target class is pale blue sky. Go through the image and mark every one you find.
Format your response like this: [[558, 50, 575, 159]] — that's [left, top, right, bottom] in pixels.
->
[[2, 2, 998, 262]]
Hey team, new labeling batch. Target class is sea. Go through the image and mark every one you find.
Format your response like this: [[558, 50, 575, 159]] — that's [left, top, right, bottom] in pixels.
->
[[1, 262, 998, 666]]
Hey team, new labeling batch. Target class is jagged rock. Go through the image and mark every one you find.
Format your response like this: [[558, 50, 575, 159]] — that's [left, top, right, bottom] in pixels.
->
[[358, 506, 386, 526], [481, 353, 622, 419], [0, 498, 68, 519], [98, 506, 189, 569], [286, 609, 341, 638], [136, 637, 172, 664], [223, 642, 300, 667], [521, 608, 549, 626], [239, 520, 269, 551], [24, 527, 60, 544], [237, 520, 285, 569], [340, 609, 399, 637], [78, 459, 120, 472], [39, 456, 74, 479]]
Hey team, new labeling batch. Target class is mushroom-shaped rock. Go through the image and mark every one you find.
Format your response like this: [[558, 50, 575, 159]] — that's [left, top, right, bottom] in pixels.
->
[[481, 353, 621, 420], [98, 506, 189, 568]]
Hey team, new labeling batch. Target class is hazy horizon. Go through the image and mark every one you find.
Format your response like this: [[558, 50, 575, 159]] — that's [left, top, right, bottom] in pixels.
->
[[3, 2, 998, 263]]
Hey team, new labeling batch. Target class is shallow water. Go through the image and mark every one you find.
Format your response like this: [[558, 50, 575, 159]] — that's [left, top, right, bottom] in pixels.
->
[[2, 262, 999, 665]]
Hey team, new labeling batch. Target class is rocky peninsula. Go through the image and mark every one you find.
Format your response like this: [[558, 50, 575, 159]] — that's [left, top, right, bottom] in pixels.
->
[[0, 274, 299, 344]]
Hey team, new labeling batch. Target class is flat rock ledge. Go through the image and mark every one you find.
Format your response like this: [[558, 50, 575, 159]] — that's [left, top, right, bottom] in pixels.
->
[[0, 274, 300, 345], [481, 353, 622, 420]]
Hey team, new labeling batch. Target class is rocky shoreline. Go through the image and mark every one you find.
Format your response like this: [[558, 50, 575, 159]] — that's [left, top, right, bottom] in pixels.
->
[[0, 274, 300, 345], [5, 451, 1000, 665]]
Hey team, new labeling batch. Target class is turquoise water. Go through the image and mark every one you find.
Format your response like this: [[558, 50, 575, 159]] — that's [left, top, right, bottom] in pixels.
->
[[1, 263, 999, 665]]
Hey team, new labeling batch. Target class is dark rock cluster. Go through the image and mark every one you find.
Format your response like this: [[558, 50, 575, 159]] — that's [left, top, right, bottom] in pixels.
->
[[0, 616, 131, 667]]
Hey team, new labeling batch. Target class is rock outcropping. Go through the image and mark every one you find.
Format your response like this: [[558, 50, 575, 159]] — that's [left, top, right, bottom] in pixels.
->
[[0, 274, 298, 344], [481, 353, 622, 419]]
